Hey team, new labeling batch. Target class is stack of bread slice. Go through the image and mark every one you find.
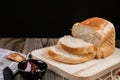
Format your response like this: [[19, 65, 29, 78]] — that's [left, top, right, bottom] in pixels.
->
[[45, 17, 116, 64], [45, 36, 96, 64]]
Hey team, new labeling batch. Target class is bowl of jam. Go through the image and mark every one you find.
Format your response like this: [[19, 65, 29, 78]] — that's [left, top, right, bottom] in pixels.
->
[[16, 59, 48, 80]]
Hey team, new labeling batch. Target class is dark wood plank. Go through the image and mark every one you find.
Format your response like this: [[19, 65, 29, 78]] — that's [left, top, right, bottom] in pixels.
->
[[22, 38, 58, 53], [0, 38, 25, 52], [22, 38, 43, 54]]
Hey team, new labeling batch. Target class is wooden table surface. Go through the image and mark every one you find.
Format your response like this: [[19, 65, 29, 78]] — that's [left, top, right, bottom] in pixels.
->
[[0, 38, 120, 80], [23, 38, 68, 80], [0, 38, 68, 80]]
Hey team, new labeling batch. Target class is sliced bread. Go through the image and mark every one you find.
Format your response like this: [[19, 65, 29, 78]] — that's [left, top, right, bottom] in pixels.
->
[[57, 35, 95, 55], [45, 46, 95, 64]]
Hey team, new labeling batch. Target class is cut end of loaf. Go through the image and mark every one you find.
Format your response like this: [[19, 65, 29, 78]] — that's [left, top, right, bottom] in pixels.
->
[[71, 24, 103, 45]]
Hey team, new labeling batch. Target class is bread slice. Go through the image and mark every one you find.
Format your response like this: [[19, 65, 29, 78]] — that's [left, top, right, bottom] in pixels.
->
[[71, 17, 116, 58], [71, 17, 115, 46], [6, 53, 26, 62], [57, 35, 95, 55], [45, 46, 95, 64]]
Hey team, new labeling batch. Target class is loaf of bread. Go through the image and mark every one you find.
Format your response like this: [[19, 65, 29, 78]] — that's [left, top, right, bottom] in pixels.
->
[[45, 46, 95, 64], [57, 35, 95, 55], [71, 17, 115, 58], [45, 17, 116, 64]]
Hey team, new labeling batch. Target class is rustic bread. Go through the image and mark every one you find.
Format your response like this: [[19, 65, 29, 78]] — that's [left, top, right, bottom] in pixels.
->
[[44, 17, 115, 64], [71, 17, 115, 58], [57, 35, 95, 55], [45, 46, 95, 64]]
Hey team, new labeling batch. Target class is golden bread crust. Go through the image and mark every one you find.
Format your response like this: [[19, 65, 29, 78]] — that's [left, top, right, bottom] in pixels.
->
[[96, 27, 115, 58], [80, 17, 107, 30]]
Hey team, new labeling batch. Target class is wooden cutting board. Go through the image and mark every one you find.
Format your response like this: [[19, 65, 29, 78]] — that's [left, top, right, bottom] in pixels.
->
[[31, 47, 120, 80]]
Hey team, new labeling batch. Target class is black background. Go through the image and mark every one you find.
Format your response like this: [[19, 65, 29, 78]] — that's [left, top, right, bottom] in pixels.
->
[[1, 0, 120, 39]]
